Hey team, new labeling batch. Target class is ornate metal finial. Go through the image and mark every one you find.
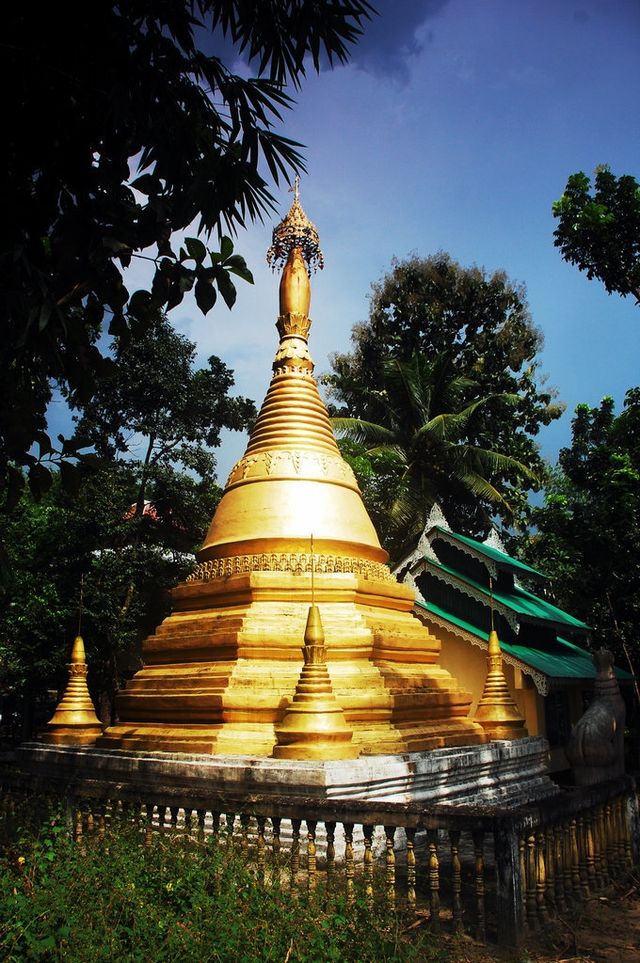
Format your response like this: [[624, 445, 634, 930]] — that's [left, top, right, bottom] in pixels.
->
[[266, 180, 324, 275]]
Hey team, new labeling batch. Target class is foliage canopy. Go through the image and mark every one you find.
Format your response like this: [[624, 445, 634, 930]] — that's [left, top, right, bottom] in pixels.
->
[[0, 319, 255, 724], [333, 351, 538, 564], [326, 254, 563, 549], [0, 0, 372, 495], [521, 389, 640, 685], [553, 166, 640, 304]]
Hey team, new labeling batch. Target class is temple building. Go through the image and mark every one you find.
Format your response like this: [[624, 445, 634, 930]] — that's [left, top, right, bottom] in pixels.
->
[[96, 187, 487, 760], [397, 509, 633, 774], [25, 188, 556, 808]]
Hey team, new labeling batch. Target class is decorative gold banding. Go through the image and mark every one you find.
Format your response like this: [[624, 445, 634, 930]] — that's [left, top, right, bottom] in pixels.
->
[[276, 312, 312, 339], [225, 449, 359, 489], [186, 552, 395, 583]]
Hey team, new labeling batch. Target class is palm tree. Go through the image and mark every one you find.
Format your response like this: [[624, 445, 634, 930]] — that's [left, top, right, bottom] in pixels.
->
[[332, 351, 539, 564]]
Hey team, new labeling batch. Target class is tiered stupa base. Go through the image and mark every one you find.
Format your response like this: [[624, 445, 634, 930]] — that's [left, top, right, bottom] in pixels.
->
[[97, 570, 486, 757]]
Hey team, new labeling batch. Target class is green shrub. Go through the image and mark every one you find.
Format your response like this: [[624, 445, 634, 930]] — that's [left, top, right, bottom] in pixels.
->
[[0, 802, 446, 962]]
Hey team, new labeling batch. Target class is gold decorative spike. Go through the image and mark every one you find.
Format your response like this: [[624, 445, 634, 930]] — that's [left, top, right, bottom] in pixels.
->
[[535, 830, 548, 922], [256, 816, 266, 882], [586, 812, 597, 891], [450, 830, 463, 934], [266, 179, 324, 275], [144, 802, 154, 849], [545, 828, 555, 908], [577, 816, 589, 898], [363, 824, 374, 905], [40, 636, 103, 746], [384, 825, 396, 909], [555, 826, 566, 910], [326, 821, 336, 886], [272, 817, 282, 860], [525, 832, 537, 927], [474, 629, 528, 739], [306, 820, 317, 891], [273, 604, 358, 759], [406, 828, 417, 913], [344, 822, 355, 905], [291, 818, 301, 881]]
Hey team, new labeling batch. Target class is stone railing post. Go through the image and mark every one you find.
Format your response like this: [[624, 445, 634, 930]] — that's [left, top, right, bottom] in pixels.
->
[[493, 815, 525, 949]]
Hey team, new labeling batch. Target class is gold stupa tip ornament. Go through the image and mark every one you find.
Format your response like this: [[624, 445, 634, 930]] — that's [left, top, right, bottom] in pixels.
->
[[40, 635, 103, 746], [474, 629, 528, 740], [266, 177, 324, 275]]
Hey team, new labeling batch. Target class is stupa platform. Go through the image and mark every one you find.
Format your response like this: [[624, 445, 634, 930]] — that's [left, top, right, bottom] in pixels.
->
[[16, 736, 555, 808], [95, 570, 487, 757]]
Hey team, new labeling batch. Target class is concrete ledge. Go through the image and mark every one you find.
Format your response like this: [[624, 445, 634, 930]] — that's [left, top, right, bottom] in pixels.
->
[[15, 736, 557, 808]]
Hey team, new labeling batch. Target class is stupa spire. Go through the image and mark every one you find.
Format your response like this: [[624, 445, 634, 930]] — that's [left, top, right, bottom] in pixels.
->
[[196, 183, 389, 578]]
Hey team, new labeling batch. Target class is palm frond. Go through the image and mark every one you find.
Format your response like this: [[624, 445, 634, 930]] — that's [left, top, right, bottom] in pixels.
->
[[331, 417, 396, 445], [458, 470, 513, 508], [364, 444, 408, 463], [454, 444, 539, 483], [416, 392, 521, 443]]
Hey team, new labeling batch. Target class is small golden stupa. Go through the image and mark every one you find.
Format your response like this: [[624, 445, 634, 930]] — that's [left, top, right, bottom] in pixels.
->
[[98, 183, 485, 758], [474, 629, 528, 741], [274, 599, 357, 760], [41, 635, 103, 746]]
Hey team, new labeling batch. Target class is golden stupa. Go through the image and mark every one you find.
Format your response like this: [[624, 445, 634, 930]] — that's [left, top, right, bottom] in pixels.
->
[[474, 629, 528, 741], [98, 184, 485, 758], [41, 635, 103, 746]]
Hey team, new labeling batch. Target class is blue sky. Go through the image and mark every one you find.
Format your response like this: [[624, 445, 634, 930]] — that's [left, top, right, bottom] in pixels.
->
[[53, 0, 640, 485]]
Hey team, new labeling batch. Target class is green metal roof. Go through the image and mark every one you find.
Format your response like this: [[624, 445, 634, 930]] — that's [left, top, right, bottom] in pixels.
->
[[431, 526, 547, 580], [416, 599, 632, 681], [423, 557, 590, 632]]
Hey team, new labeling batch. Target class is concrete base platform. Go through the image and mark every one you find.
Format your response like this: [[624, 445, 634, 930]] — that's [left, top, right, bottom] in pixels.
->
[[16, 736, 556, 808]]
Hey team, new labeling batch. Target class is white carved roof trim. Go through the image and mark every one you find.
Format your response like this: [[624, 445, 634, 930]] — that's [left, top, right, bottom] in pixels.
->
[[483, 527, 507, 554], [392, 504, 450, 575], [427, 528, 498, 580], [403, 570, 426, 604]]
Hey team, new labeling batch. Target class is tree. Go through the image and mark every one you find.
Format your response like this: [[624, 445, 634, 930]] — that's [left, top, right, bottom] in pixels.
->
[[0, 1, 372, 496], [72, 312, 255, 523], [0, 467, 213, 736], [553, 166, 640, 304], [326, 253, 563, 541], [0, 319, 255, 731], [333, 351, 538, 563], [521, 390, 640, 693]]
